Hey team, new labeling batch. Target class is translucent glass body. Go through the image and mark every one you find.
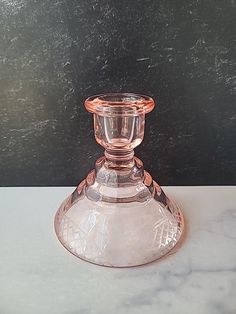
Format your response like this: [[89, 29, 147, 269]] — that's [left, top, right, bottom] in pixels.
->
[[54, 94, 184, 267]]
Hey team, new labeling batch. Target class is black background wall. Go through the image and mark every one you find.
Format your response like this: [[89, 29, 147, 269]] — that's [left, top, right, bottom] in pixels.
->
[[0, 0, 235, 186]]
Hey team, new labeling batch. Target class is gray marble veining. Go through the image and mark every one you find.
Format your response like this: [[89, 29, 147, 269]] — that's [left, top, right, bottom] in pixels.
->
[[0, 186, 236, 313]]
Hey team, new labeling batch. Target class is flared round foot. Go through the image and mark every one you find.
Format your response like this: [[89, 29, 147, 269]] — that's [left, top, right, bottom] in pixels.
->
[[54, 184, 184, 267]]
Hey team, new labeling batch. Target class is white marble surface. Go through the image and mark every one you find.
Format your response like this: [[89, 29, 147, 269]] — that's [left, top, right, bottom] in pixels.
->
[[0, 186, 236, 314]]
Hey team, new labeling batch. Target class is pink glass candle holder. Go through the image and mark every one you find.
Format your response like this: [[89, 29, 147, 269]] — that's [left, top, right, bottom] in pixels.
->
[[54, 93, 184, 267]]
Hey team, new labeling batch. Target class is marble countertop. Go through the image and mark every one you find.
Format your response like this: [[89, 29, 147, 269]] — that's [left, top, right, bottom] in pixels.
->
[[0, 186, 236, 314]]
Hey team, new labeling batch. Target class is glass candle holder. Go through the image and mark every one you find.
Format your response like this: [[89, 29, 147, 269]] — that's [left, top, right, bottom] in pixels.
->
[[54, 93, 184, 267]]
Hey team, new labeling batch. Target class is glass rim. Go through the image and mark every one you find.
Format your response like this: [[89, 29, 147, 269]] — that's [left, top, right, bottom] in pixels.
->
[[84, 93, 155, 116]]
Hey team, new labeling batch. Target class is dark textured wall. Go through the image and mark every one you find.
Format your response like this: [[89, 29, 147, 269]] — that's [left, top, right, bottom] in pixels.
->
[[0, 0, 235, 186]]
